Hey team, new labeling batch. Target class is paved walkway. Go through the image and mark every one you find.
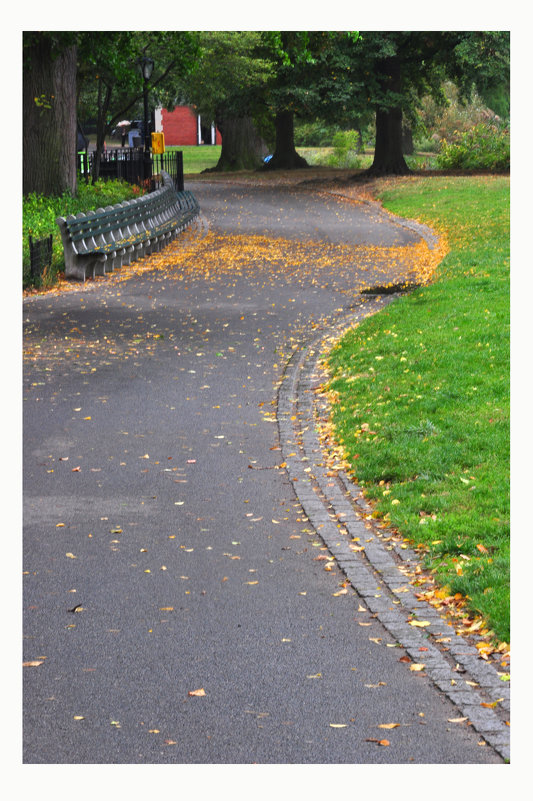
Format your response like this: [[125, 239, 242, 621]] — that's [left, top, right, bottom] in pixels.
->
[[23, 178, 508, 764]]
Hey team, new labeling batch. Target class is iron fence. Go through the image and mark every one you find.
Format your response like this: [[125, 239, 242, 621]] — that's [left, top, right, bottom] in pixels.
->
[[77, 148, 184, 191]]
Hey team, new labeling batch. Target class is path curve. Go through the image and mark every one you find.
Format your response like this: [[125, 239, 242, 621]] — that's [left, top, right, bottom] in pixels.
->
[[22, 177, 507, 764]]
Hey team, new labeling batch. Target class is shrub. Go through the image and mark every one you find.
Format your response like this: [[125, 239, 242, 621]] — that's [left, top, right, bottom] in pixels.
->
[[327, 130, 362, 169], [294, 120, 342, 147], [23, 179, 142, 289], [436, 122, 510, 170]]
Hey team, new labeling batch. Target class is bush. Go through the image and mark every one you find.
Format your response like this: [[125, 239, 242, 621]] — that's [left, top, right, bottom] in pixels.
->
[[327, 130, 362, 169], [294, 120, 342, 147], [436, 122, 510, 170], [23, 179, 143, 289]]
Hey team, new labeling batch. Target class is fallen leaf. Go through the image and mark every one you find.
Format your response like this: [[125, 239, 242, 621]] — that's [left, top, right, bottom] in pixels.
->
[[329, 724, 347, 728], [409, 620, 431, 627], [159, 607, 174, 612], [410, 663, 426, 672], [65, 552, 77, 559], [23, 660, 44, 667], [448, 717, 468, 723], [378, 723, 400, 729], [188, 688, 206, 697]]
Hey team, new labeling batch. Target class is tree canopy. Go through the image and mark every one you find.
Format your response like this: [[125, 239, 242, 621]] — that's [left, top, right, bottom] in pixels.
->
[[23, 29, 510, 195]]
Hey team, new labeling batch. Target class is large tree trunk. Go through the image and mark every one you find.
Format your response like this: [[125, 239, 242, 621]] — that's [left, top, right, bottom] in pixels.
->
[[264, 110, 308, 170], [23, 34, 77, 196], [208, 116, 264, 172], [366, 56, 410, 176]]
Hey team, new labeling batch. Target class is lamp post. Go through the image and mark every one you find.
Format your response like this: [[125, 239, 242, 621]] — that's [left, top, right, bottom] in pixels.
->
[[140, 56, 154, 181]]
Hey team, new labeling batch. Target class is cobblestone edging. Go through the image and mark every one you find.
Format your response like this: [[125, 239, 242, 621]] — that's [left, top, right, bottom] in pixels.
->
[[276, 298, 510, 762]]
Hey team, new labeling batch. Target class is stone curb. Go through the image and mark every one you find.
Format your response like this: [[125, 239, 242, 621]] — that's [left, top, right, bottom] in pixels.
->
[[276, 298, 510, 762]]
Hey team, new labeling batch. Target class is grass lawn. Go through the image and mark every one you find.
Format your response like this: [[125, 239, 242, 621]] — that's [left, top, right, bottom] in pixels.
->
[[325, 175, 510, 644], [166, 145, 221, 174]]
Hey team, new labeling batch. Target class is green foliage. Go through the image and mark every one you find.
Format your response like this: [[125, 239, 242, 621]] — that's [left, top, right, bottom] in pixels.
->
[[175, 31, 273, 124], [294, 120, 342, 147], [23, 180, 142, 289], [437, 122, 510, 170], [326, 130, 362, 168]]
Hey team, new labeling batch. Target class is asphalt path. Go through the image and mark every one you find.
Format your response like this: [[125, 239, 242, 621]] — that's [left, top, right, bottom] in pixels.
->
[[22, 178, 504, 765]]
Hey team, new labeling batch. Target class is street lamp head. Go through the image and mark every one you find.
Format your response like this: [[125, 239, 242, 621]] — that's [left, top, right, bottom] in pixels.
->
[[141, 56, 154, 81]]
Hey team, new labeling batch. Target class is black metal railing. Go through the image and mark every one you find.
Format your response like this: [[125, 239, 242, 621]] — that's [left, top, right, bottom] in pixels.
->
[[77, 148, 184, 191]]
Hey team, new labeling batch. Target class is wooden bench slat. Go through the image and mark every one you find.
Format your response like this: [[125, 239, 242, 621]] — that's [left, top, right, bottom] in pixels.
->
[[56, 172, 199, 280]]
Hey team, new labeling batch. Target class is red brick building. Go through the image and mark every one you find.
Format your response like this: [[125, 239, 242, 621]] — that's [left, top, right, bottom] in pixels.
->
[[154, 106, 222, 146]]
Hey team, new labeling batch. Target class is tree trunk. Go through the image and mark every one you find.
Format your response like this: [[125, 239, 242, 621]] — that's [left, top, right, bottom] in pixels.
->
[[23, 34, 77, 196], [264, 110, 308, 170], [402, 123, 414, 155], [208, 116, 264, 172], [366, 56, 410, 176], [92, 79, 113, 182]]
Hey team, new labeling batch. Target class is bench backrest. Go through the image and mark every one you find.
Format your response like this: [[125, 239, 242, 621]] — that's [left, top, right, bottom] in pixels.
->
[[61, 172, 196, 243]]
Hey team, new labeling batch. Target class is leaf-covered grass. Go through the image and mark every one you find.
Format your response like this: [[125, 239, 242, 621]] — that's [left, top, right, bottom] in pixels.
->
[[326, 176, 510, 642], [23, 179, 142, 289]]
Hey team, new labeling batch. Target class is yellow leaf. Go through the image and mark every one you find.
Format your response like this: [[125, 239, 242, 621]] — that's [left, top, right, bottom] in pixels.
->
[[188, 688, 206, 697], [329, 724, 347, 728], [65, 552, 77, 559], [480, 699, 503, 708], [410, 663, 426, 672], [409, 620, 430, 627], [23, 660, 44, 667], [378, 723, 400, 729], [159, 607, 174, 612]]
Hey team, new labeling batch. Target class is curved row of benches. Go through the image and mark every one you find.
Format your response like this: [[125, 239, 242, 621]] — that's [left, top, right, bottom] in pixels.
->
[[56, 171, 199, 281]]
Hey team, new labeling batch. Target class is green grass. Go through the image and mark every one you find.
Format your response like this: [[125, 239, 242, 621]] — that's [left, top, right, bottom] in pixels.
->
[[167, 145, 221, 174], [297, 148, 439, 171], [326, 176, 510, 642]]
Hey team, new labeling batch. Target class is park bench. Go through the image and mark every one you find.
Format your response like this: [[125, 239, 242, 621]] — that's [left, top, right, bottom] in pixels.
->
[[56, 171, 199, 281]]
